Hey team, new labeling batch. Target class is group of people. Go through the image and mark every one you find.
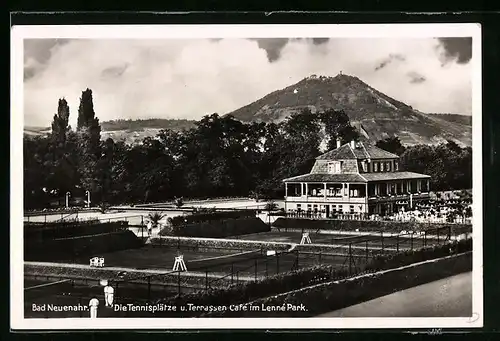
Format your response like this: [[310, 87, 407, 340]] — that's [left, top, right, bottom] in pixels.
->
[[89, 283, 115, 318], [386, 205, 472, 224]]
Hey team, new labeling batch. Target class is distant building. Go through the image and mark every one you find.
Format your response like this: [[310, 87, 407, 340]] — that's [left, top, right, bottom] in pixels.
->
[[282, 140, 431, 217]]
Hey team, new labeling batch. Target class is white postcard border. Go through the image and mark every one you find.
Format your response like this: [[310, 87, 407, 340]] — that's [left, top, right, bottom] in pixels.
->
[[11, 23, 483, 330]]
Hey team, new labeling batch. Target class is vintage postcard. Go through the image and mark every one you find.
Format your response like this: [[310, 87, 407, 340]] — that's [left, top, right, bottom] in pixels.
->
[[11, 23, 483, 330]]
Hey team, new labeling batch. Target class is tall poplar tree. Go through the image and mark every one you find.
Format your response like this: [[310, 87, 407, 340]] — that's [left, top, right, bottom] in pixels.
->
[[76, 88, 102, 201]]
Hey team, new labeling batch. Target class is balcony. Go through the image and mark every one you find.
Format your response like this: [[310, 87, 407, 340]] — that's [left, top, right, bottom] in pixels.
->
[[285, 195, 367, 204], [367, 192, 430, 203]]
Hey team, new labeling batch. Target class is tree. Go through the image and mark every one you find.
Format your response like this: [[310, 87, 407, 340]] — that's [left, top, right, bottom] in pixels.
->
[[50, 98, 70, 145], [376, 136, 406, 155], [319, 109, 359, 149], [147, 212, 166, 229], [76, 89, 102, 201], [174, 197, 184, 208], [400, 142, 472, 191]]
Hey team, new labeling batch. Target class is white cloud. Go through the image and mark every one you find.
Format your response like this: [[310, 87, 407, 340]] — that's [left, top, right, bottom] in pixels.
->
[[23, 37, 472, 127]]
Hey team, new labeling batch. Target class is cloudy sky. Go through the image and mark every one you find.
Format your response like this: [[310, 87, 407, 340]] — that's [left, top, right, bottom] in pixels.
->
[[23, 37, 472, 127]]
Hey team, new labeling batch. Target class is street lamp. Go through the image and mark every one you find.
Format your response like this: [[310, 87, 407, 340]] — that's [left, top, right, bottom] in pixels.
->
[[65, 192, 71, 209], [85, 190, 91, 208]]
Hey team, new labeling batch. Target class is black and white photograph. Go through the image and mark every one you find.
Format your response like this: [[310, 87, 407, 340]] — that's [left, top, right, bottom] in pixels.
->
[[11, 23, 483, 330]]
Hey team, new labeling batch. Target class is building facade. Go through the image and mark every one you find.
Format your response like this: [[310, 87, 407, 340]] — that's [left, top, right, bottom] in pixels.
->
[[283, 140, 431, 217]]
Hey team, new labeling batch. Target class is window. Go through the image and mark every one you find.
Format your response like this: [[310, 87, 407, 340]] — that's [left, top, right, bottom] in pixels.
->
[[394, 161, 399, 171], [380, 162, 384, 172], [307, 204, 312, 211], [297, 204, 302, 211], [328, 161, 341, 174], [374, 162, 379, 172], [350, 205, 355, 214], [361, 160, 368, 172], [338, 205, 343, 214], [313, 204, 318, 213], [386, 162, 391, 172], [331, 205, 337, 213]]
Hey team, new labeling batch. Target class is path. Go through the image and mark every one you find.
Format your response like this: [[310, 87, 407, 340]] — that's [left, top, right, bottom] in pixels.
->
[[317, 271, 472, 317]]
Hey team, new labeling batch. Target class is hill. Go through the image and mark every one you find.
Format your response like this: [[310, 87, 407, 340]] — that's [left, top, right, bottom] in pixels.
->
[[427, 113, 472, 126], [226, 74, 472, 146], [100, 118, 195, 131]]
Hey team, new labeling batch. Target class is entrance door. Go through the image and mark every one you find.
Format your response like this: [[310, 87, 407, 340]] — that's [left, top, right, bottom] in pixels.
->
[[325, 204, 330, 218]]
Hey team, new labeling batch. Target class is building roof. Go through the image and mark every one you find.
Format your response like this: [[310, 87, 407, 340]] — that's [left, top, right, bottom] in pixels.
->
[[282, 173, 367, 183], [283, 171, 430, 183], [361, 171, 431, 181], [316, 141, 399, 161]]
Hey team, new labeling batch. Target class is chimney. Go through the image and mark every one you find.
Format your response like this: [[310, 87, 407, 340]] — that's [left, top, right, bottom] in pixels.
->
[[336, 139, 341, 149], [350, 140, 355, 149]]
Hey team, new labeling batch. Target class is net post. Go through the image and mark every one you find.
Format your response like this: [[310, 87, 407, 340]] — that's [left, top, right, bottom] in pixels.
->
[[348, 243, 352, 276], [276, 253, 280, 274], [365, 241, 368, 263], [254, 259, 257, 280], [231, 264, 234, 285], [177, 270, 181, 296], [148, 276, 151, 300]]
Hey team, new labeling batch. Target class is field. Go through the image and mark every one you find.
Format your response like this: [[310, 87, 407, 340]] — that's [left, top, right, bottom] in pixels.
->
[[237, 230, 447, 251], [22, 198, 456, 319], [72, 245, 255, 270]]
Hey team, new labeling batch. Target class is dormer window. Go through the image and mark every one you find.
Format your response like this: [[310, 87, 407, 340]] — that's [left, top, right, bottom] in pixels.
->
[[380, 162, 384, 172], [394, 161, 399, 171], [374, 162, 379, 172], [386, 162, 391, 172], [361, 160, 368, 172], [327, 161, 341, 174]]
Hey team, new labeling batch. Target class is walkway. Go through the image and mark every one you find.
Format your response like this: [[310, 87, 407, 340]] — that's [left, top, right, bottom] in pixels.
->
[[317, 271, 472, 317]]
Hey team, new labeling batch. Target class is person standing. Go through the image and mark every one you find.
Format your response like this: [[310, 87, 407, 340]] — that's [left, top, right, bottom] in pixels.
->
[[104, 285, 115, 307], [89, 298, 99, 318], [147, 221, 153, 237]]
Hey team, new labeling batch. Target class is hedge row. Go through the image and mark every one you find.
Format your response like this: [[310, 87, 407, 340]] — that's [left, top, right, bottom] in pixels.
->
[[121, 238, 472, 317], [168, 210, 257, 227], [367, 238, 472, 271], [272, 218, 472, 235], [149, 236, 292, 252], [24, 221, 129, 240], [160, 217, 270, 238], [24, 230, 143, 262], [207, 251, 472, 317]]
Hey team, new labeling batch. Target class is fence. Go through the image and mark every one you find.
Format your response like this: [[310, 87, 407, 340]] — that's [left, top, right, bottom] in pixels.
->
[[24, 220, 131, 241], [284, 211, 472, 225], [24, 213, 147, 225]]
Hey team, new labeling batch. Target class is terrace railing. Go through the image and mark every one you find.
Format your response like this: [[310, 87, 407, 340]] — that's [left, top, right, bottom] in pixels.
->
[[284, 211, 472, 225]]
